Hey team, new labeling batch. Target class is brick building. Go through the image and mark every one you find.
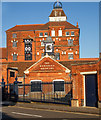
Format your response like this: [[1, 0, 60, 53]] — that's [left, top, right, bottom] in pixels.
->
[[0, 1, 101, 108]]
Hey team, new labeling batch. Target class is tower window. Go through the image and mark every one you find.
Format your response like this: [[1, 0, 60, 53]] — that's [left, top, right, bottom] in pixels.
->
[[71, 31, 74, 36], [51, 30, 55, 37], [58, 30, 62, 36], [54, 11, 58, 16], [39, 33, 43, 37], [68, 53, 73, 60], [13, 33, 17, 38], [59, 12, 61, 16], [68, 39, 73, 46], [66, 32, 69, 36], [13, 41, 17, 47], [13, 54, 17, 61]]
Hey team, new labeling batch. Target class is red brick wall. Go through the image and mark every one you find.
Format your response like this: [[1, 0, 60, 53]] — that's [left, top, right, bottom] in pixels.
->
[[72, 63, 99, 106], [6, 27, 80, 62]]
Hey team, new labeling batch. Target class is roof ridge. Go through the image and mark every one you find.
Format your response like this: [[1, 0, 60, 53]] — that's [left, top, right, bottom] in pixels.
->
[[16, 24, 44, 26]]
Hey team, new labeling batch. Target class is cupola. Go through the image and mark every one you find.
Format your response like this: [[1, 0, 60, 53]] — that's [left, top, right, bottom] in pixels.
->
[[49, 0, 67, 22]]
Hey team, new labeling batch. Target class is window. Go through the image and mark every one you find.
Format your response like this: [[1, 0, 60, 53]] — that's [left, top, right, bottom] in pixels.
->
[[55, 11, 57, 16], [55, 53, 60, 60], [37, 52, 39, 55], [59, 12, 61, 16], [66, 32, 69, 36], [41, 53, 44, 58], [58, 30, 62, 36], [10, 71, 15, 77], [68, 39, 73, 46], [71, 31, 74, 36], [54, 80, 64, 92], [62, 51, 66, 55], [41, 41, 44, 46], [13, 33, 17, 38], [31, 81, 42, 92], [24, 39, 32, 60], [39, 33, 43, 37], [44, 32, 48, 37], [13, 54, 17, 61], [68, 53, 73, 60], [13, 41, 17, 47], [51, 30, 55, 36]]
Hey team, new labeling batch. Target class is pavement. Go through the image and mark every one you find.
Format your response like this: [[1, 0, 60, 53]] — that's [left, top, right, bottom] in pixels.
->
[[1, 101, 101, 115]]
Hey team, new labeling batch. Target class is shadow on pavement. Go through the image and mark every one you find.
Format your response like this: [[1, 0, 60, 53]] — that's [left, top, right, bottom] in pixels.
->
[[2, 112, 17, 120]]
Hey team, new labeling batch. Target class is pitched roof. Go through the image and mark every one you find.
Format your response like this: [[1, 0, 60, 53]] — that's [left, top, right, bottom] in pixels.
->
[[7, 62, 35, 77], [6, 24, 44, 32], [6, 21, 78, 32], [0, 48, 7, 59], [2, 58, 98, 77], [24, 55, 70, 73]]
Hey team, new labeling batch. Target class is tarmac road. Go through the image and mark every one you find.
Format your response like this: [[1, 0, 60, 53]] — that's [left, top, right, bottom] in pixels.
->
[[2, 106, 100, 120]]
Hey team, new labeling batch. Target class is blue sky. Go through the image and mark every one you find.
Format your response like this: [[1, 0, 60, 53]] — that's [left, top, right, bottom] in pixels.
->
[[2, 2, 99, 58]]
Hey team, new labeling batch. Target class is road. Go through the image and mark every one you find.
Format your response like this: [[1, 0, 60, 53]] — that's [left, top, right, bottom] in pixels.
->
[[1, 106, 100, 120]]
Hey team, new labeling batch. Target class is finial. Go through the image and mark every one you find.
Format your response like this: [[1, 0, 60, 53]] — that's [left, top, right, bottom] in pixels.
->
[[53, 0, 62, 9], [76, 22, 79, 28], [45, 53, 49, 57]]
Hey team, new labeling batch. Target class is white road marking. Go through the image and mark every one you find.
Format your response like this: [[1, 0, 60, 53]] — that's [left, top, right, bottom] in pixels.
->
[[12, 112, 42, 118], [9, 106, 100, 117]]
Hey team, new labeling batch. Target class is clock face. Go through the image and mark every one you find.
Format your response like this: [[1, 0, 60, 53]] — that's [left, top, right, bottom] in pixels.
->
[[47, 45, 52, 50], [46, 44, 52, 52]]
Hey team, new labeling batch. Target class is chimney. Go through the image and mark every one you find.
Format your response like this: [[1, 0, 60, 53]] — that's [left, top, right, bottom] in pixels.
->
[[76, 22, 79, 28]]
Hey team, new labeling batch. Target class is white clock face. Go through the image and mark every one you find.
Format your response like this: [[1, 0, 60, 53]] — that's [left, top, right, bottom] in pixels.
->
[[46, 44, 52, 52]]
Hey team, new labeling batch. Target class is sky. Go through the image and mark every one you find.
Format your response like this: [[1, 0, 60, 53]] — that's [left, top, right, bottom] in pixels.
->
[[1, 2, 100, 58]]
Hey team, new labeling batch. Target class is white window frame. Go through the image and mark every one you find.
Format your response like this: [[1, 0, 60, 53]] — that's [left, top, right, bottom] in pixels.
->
[[71, 31, 74, 36], [66, 32, 69, 36], [44, 32, 48, 37], [39, 32, 43, 37], [58, 30, 62, 36], [53, 79, 65, 92], [68, 52, 73, 60], [51, 30, 55, 37]]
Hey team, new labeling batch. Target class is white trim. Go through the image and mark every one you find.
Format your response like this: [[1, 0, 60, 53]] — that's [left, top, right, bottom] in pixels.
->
[[68, 52, 73, 54], [83, 75, 86, 107], [53, 79, 64, 81], [81, 71, 97, 107], [80, 71, 97, 75], [30, 80, 42, 82], [24, 70, 29, 74]]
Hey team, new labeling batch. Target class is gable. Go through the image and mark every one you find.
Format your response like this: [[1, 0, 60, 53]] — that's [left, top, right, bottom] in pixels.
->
[[24, 56, 70, 73]]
